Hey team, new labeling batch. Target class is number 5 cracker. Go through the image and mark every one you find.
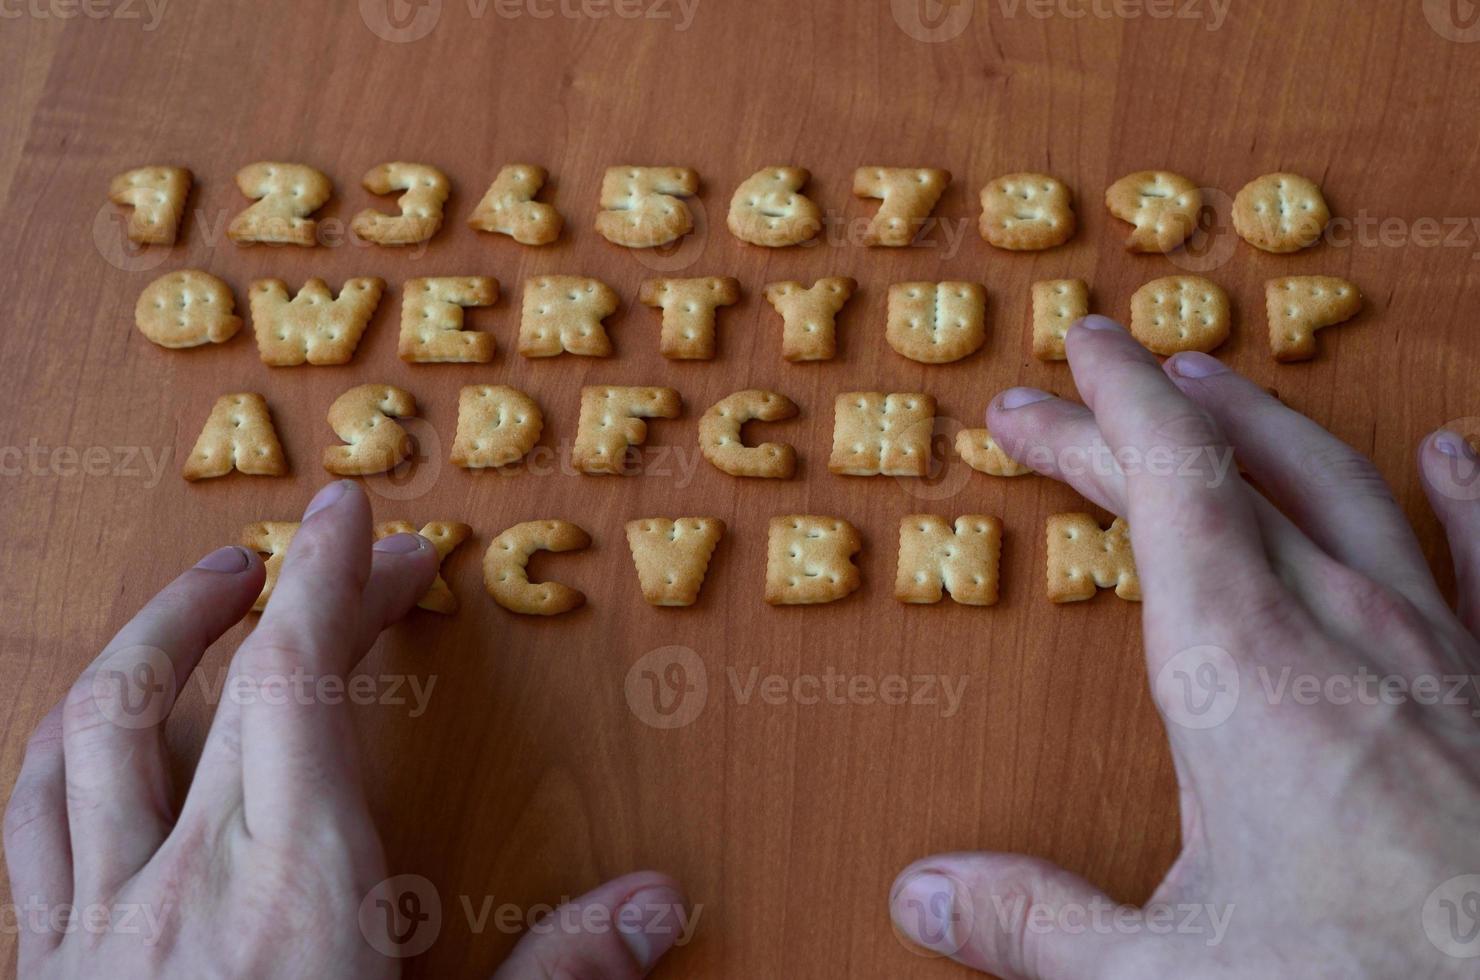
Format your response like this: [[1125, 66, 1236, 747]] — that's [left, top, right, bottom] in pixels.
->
[[595, 166, 699, 248]]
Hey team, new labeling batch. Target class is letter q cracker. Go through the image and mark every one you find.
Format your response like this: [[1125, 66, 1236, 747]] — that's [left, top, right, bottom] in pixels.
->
[[351, 162, 450, 246], [322, 384, 416, 476], [1129, 276, 1231, 356], [765, 516, 862, 606], [979, 172, 1076, 250], [895, 515, 1003, 606], [398, 276, 498, 363], [183, 393, 287, 481], [250, 277, 385, 366], [109, 165, 190, 244], [468, 164, 561, 245], [853, 166, 950, 247], [484, 519, 590, 616], [727, 167, 821, 247], [595, 166, 699, 248], [1105, 171, 1202, 253], [1046, 514, 1141, 603], [625, 517, 726, 607], [830, 392, 936, 477], [638, 276, 740, 360], [135, 270, 242, 349], [886, 281, 986, 364], [1266, 276, 1362, 362]]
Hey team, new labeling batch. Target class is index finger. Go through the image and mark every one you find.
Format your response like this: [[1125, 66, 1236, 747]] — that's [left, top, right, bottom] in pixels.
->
[[1063, 316, 1276, 608]]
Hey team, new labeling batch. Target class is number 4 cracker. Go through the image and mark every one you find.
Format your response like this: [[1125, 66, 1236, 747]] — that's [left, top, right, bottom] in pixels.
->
[[625, 518, 726, 606], [468, 164, 562, 245], [183, 393, 287, 481], [1046, 514, 1141, 603]]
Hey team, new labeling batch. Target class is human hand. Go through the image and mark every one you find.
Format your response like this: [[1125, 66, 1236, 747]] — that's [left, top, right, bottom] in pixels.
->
[[890, 316, 1480, 978], [4, 480, 690, 978]]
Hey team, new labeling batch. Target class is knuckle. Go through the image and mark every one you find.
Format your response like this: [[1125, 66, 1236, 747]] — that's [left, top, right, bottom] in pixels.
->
[[1145, 406, 1227, 452], [1301, 444, 1393, 501]]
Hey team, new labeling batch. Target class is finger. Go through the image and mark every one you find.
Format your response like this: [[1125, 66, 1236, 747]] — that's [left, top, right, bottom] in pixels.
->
[[237, 482, 437, 839], [492, 872, 692, 979], [61, 545, 262, 900], [1419, 430, 1480, 635], [1062, 317, 1277, 608], [1165, 352, 1448, 620], [180, 533, 437, 827], [890, 853, 1164, 979], [4, 704, 68, 960]]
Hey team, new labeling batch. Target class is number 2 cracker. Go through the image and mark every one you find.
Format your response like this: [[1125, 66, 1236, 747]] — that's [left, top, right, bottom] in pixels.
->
[[227, 162, 331, 246]]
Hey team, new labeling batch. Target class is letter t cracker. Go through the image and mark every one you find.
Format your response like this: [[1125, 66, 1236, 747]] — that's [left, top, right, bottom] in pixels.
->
[[638, 276, 741, 360], [1046, 514, 1141, 603]]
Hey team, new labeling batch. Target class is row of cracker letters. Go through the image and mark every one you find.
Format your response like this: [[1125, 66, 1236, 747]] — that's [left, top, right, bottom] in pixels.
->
[[111, 162, 1335, 254], [139, 267, 1363, 366], [244, 512, 1140, 616]]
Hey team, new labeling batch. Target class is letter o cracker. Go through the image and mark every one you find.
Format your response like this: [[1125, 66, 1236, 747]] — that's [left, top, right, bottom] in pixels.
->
[[1129, 276, 1231, 355], [468, 164, 561, 245], [227, 162, 332, 246], [700, 389, 798, 479], [484, 519, 590, 615], [595, 166, 699, 248], [1105, 171, 1203, 253], [1266, 276, 1362, 362], [765, 515, 862, 605], [886, 281, 986, 364], [135, 270, 242, 349], [727, 167, 821, 247], [1233, 172, 1330, 253], [321, 383, 416, 476], [351, 162, 450, 246], [108, 165, 191, 244], [979, 172, 1076, 251]]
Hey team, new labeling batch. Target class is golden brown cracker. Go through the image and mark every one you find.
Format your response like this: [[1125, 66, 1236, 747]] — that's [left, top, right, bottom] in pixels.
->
[[227, 162, 331, 246], [763, 277, 855, 362], [1233, 172, 1330, 253], [1129, 276, 1231, 355], [624, 517, 726, 607], [699, 389, 798, 479], [979, 172, 1076, 250], [468, 164, 561, 245], [1105, 171, 1202, 253], [183, 393, 287, 481], [829, 392, 936, 477], [484, 519, 590, 615], [595, 166, 698, 247], [1046, 514, 1141, 603], [886, 281, 986, 364], [450, 384, 543, 468], [135, 270, 242, 349], [1266, 276, 1362, 362], [518, 275, 619, 357], [727, 167, 821, 247], [398, 276, 498, 363], [765, 515, 862, 605], [242, 520, 298, 612], [638, 276, 740, 360], [374, 520, 471, 613], [351, 162, 450, 246], [322, 383, 416, 476], [573, 386, 681, 475], [1032, 278, 1089, 361], [250, 277, 385, 366], [853, 166, 950, 247], [956, 429, 1031, 477], [895, 515, 1002, 606], [108, 165, 191, 244]]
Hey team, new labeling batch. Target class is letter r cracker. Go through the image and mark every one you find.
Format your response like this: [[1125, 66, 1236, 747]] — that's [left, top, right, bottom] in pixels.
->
[[624, 517, 726, 607], [765, 515, 862, 605], [829, 392, 936, 477], [518, 275, 619, 357], [1046, 514, 1141, 603]]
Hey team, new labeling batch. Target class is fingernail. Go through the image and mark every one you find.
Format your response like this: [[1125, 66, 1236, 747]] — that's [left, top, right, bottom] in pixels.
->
[[303, 480, 353, 520], [615, 885, 689, 971], [1168, 351, 1228, 378], [890, 872, 959, 954], [195, 545, 250, 573], [1434, 430, 1478, 459], [373, 532, 426, 554], [1076, 314, 1124, 333], [997, 387, 1054, 410]]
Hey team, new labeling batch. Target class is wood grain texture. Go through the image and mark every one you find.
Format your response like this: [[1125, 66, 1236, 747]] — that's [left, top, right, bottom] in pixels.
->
[[1, 1, 1478, 975]]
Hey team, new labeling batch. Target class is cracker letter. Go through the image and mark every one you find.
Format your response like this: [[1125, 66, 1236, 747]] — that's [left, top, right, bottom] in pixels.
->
[[108, 166, 191, 244], [1105, 171, 1202, 253], [956, 429, 1030, 477], [1266, 276, 1362, 362], [242, 521, 298, 612], [135, 270, 242, 349], [450, 385, 543, 468], [573, 386, 681, 475], [322, 384, 416, 476], [1032, 279, 1089, 362], [374, 520, 471, 613], [886, 281, 986, 364], [227, 162, 331, 246], [699, 389, 798, 479], [183, 393, 287, 481], [638, 276, 740, 360], [625, 517, 726, 607], [764, 277, 855, 362], [1046, 514, 1140, 603], [250, 277, 385, 366], [398, 276, 498, 363], [1129, 276, 1231, 356], [765, 516, 862, 605], [595, 166, 698, 248], [484, 519, 590, 616], [518, 275, 619, 357], [895, 515, 1002, 606], [1233, 172, 1330, 254], [853, 166, 949, 247], [829, 392, 935, 477], [351, 162, 450, 246]]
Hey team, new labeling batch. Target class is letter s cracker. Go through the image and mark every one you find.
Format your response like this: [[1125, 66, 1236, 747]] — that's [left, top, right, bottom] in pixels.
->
[[321, 383, 416, 476]]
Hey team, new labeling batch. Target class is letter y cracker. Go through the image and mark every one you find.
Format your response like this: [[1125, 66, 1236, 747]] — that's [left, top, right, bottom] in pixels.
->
[[1046, 514, 1141, 603], [183, 393, 287, 481], [625, 517, 726, 606], [895, 515, 1002, 605], [638, 276, 740, 360], [765, 516, 862, 605], [398, 276, 498, 363], [764, 277, 855, 362], [468, 164, 562, 245], [853, 167, 950, 247], [1266, 276, 1362, 362], [109, 166, 191, 244]]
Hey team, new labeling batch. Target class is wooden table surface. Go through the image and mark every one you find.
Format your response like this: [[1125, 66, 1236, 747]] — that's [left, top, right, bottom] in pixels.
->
[[3, 0, 1479, 975]]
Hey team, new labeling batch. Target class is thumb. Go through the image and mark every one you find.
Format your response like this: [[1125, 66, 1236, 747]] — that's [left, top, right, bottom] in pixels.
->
[[890, 853, 1155, 979], [492, 871, 694, 979]]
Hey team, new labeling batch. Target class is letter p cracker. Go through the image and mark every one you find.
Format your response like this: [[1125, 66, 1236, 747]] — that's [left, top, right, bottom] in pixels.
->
[[1266, 276, 1361, 362]]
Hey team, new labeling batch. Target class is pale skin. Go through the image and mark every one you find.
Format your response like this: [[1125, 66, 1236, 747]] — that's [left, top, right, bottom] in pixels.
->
[[5, 317, 1479, 977]]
